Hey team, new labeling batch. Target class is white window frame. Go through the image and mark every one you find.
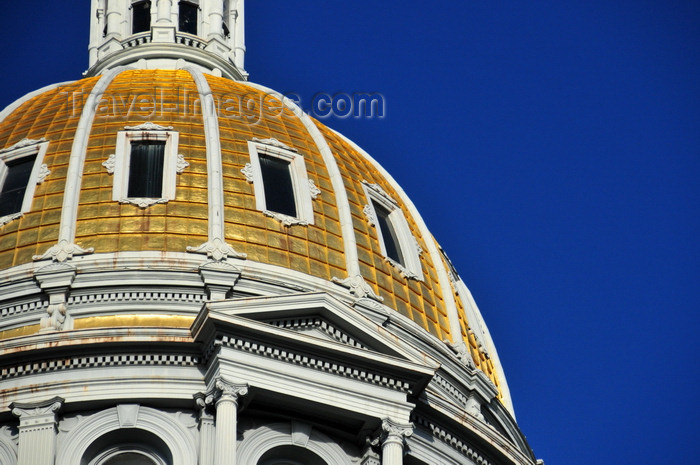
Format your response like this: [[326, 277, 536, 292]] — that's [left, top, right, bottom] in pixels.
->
[[362, 181, 423, 281], [0, 138, 50, 226], [243, 138, 317, 226], [105, 123, 186, 208]]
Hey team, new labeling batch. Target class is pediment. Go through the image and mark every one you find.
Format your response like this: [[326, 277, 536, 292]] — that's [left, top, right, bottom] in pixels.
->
[[191, 292, 439, 392]]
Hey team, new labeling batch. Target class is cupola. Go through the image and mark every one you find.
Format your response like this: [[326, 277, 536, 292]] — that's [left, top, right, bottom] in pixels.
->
[[87, 0, 246, 80]]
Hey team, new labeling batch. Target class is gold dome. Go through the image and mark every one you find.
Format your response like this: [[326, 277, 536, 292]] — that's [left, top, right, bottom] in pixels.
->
[[0, 69, 504, 399]]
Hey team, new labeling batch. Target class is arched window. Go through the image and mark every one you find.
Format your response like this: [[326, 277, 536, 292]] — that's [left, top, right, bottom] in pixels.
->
[[90, 446, 166, 465], [132, 1, 152, 34], [83, 429, 172, 465], [179, 1, 198, 35], [258, 445, 328, 465]]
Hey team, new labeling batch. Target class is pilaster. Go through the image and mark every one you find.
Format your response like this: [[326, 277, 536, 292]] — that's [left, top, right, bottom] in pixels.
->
[[10, 397, 64, 465], [194, 393, 217, 465]]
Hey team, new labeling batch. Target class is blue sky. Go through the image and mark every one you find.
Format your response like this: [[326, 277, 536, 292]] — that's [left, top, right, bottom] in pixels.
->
[[1, 2, 698, 463]]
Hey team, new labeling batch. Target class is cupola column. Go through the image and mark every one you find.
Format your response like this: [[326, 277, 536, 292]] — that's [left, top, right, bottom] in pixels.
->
[[156, 0, 174, 23], [208, 0, 225, 38], [379, 419, 413, 465], [233, 0, 246, 70], [105, 0, 126, 38], [10, 397, 64, 465]]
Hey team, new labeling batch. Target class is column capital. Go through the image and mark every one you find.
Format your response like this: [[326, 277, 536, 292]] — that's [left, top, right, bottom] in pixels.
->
[[380, 418, 413, 446], [10, 397, 64, 426], [199, 377, 249, 410]]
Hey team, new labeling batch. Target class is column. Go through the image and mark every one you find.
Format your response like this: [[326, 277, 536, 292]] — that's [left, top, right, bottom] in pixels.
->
[[212, 378, 248, 465], [156, 0, 173, 23], [233, 0, 246, 69], [105, 0, 125, 38], [10, 397, 64, 465], [380, 419, 413, 465], [208, 0, 224, 38]]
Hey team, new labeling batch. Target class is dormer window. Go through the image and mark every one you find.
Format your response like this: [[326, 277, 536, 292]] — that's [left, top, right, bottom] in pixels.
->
[[132, 1, 152, 34], [242, 138, 319, 226], [179, 1, 198, 35], [363, 181, 423, 280], [0, 139, 50, 225], [104, 123, 188, 208]]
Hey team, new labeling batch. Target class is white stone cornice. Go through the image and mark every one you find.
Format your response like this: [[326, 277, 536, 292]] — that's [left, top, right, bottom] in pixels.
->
[[263, 210, 309, 227], [123, 121, 173, 131], [0, 138, 47, 154], [252, 137, 297, 152]]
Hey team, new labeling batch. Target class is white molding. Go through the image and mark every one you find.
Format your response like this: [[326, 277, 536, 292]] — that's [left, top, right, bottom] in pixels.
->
[[251, 137, 297, 152], [184, 66, 246, 261], [107, 125, 181, 208], [35, 67, 128, 263], [362, 181, 423, 281], [0, 138, 51, 226], [56, 405, 197, 465], [238, 422, 354, 465], [245, 139, 315, 226]]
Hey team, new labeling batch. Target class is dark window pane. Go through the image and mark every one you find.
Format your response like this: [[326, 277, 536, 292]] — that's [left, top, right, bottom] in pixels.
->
[[179, 1, 198, 35], [373, 200, 404, 265], [0, 155, 36, 217], [259, 154, 296, 218], [132, 1, 151, 34], [222, 0, 230, 37], [128, 141, 165, 198]]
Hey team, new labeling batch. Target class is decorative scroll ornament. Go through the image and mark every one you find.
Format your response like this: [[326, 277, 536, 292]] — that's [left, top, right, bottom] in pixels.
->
[[241, 163, 255, 182], [0, 137, 47, 154], [10, 396, 64, 420], [308, 179, 321, 199], [414, 237, 424, 256], [176, 153, 189, 173], [102, 154, 116, 174], [332, 275, 384, 302], [196, 378, 249, 412], [363, 204, 377, 227], [187, 237, 247, 261], [36, 163, 51, 183], [448, 341, 476, 369], [124, 122, 173, 131], [264, 210, 308, 227], [119, 197, 168, 208], [362, 180, 398, 206], [380, 418, 414, 445], [33, 239, 94, 262], [0, 213, 22, 227], [384, 257, 421, 281], [252, 137, 298, 152], [465, 395, 485, 421]]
